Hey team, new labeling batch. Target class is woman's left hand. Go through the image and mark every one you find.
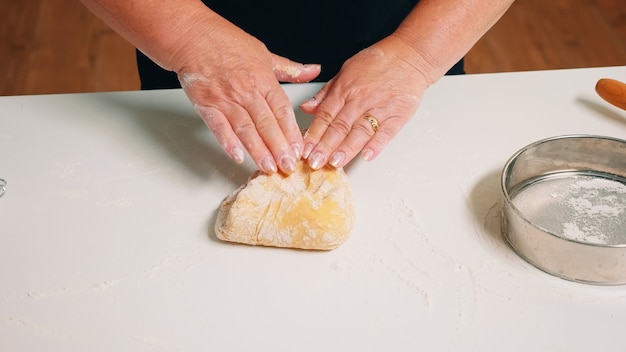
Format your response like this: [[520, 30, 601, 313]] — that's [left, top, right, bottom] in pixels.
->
[[299, 34, 432, 170]]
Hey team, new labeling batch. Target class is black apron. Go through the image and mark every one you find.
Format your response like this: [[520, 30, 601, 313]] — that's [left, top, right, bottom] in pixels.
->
[[137, 0, 464, 89]]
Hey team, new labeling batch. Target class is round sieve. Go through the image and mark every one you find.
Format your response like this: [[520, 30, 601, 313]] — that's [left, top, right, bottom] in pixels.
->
[[501, 135, 626, 285]]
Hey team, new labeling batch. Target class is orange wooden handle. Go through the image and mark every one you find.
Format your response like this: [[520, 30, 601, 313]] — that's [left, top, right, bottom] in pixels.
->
[[595, 78, 626, 111]]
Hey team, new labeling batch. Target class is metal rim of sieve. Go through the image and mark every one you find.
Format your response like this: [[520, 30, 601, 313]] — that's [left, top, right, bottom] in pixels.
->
[[501, 134, 626, 285]]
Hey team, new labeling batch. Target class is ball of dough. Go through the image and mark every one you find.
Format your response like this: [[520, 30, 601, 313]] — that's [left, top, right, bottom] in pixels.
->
[[214, 160, 355, 250]]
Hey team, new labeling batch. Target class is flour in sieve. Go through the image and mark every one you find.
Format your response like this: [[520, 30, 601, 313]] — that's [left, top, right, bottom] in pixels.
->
[[511, 175, 626, 245]]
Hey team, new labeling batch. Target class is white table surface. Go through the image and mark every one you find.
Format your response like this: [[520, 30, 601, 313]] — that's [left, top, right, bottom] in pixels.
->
[[2, 66, 626, 351]]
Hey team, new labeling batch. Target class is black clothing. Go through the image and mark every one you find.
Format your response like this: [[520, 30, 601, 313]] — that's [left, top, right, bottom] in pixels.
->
[[137, 0, 465, 90]]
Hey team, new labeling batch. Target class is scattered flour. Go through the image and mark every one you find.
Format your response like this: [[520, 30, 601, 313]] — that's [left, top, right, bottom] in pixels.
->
[[512, 175, 626, 245]]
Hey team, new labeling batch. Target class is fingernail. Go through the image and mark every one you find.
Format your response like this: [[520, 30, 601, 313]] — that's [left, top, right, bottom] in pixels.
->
[[260, 156, 278, 174], [280, 155, 297, 173], [301, 97, 318, 107], [308, 151, 325, 170], [303, 143, 314, 159], [229, 146, 245, 164], [362, 148, 375, 161], [291, 143, 302, 160], [329, 151, 345, 168], [303, 63, 321, 71]]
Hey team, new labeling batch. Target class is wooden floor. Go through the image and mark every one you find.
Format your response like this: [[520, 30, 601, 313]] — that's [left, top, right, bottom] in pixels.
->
[[1, 0, 625, 96]]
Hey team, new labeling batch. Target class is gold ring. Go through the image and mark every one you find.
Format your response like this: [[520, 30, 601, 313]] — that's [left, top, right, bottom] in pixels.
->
[[363, 115, 379, 132]]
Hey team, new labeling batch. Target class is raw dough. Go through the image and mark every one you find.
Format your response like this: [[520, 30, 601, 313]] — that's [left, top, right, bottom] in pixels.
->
[[215, 160, 355, 250]]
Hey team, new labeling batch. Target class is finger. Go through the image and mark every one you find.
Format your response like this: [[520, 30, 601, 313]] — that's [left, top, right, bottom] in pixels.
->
[[333, 113, 405, 168], [179, 73, 244, 162], [326, 112, 378, 168], [306, 101, 363, 170], [299, 82, 330, 114], [361, 114, 408, 162], [245, 91, 298, 174], [301, 85, 344, 161], [193, 104, 247, 164], [226, 103, 281, 174], [272, 54, 321, 83], [265, 87, 305, 160]]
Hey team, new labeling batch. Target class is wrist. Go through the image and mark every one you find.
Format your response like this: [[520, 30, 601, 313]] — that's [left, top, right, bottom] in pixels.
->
[[377, 33, 441, 88], [138, 1, 220, 72]]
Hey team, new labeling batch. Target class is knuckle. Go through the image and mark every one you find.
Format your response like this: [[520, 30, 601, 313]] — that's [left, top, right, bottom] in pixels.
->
[[254, 116, 276, 134], [272, 104, 295, 121], [194, 104, 216, 119], [230, 89, 254, 106], [232, 119, 256, 136], [353, 121, 374, 136], [196, 106, 226, 130], [329, 117, 353, 136], [250, 108, 277, 127], [315, 110, 335, 125], [205, 115, 229, 132], [371, 129, 393, 148]]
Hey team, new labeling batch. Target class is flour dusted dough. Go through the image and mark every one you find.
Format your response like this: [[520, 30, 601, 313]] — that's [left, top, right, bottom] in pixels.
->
[[215, 160, 355, 250]]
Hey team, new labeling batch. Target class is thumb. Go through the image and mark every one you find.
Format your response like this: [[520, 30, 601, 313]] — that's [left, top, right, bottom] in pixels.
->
[[298, 79, 332, 114], [272, 54, 321, 83]]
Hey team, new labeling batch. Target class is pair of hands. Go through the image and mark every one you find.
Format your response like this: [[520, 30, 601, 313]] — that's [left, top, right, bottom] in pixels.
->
[[173, 17, 428, 174]]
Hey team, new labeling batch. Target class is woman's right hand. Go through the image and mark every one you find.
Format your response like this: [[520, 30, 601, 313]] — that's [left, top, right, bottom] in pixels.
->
[[79, 0, 320, 174], [168, 12, 320, 174]]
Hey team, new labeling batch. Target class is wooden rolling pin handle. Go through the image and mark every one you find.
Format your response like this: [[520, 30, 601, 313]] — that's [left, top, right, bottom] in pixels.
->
[[595, 78, 626, 111]]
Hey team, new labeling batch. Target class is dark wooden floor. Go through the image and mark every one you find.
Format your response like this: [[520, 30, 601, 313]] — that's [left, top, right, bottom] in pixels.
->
[[1, 0, 625, 96], [466, 0, 626, 72]]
